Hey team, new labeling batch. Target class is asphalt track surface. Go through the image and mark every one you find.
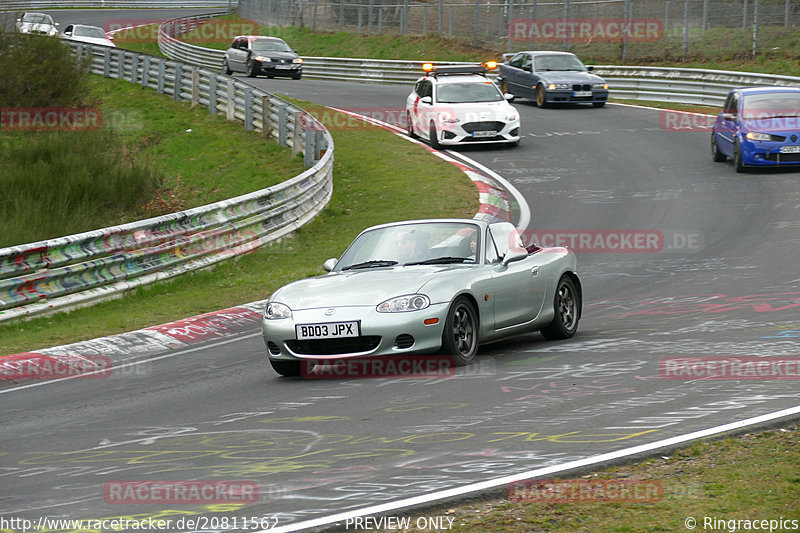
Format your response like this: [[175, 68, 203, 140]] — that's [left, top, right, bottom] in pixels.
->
[[2, 9, 800, 532]]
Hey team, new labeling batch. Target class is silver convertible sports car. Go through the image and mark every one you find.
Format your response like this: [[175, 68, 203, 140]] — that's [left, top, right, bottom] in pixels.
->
[[261, 219, 582, 377]]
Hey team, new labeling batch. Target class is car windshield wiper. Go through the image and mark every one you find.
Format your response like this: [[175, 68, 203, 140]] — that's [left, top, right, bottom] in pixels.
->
[[341, 260, 398, 271], [404, 256, 473, 266]]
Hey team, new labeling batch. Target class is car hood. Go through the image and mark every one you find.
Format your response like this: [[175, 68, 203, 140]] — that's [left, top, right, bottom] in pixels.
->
[[741, 116, 800, 135], [537, 71, 605, 84], [271, 266, 459, 309], [440, 101, 516, 121], [254, 51, 298, 60], [20, 23, 56, 33], [68, 35, 115, 47]]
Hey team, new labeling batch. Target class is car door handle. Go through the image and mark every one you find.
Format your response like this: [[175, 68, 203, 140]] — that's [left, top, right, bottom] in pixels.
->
[[531, 266, 540, 276]]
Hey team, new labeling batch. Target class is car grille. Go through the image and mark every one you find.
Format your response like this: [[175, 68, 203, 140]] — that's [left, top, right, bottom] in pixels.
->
[[286, 336, 381, 355], [764, 152, 800, 163], [463, 135, 505, 142], [573, 84, 591, 91], [462, 121, 504, 133]]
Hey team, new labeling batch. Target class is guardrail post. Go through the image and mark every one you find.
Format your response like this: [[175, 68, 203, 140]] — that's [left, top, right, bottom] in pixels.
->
[[304, 124, 314, 167], [278, 105, 288, 147], [261, 95, 271, 138], [130, 54, 139, 84], [103, 48, 111, 77], [244, 87, 254, 131], [115, 49, 124, 79], [291, 109, 302, 156], [226, 80, 235, 121], [173, 63, 183, 101], [157, 61, 166, 94], [142, 56, 150, 88], [191, 67, 200, 107], [209, 75, 217, 114], [314, 130, 323, 162]]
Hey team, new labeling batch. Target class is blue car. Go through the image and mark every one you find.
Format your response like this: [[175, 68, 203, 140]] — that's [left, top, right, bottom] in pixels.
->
[[712, 87, 800, 172], [497, 51, 608, 108]]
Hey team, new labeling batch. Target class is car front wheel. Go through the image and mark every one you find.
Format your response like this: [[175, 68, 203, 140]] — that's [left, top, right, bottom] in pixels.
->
[[734, 139, 746, 173], [429, 121, 441, 149], [406, 112, 416, 138], [711, 132, 727, 162], [535, 84, 548, 107], [541, 275, 580, 340], [441, 296, 479, 366], [222, 58, 232, 75], [246, 61, 258, 78]]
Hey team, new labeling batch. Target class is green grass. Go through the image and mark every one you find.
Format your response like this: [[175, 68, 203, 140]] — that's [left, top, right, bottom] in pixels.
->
[[389, 425, 800, 532], [0, 75, 307, 248], [0, 100, 476, 356]]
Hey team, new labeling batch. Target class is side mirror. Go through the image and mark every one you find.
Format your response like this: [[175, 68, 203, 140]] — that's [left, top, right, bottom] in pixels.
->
[[501, 248, 528, 266], [587, 65, 594, 71], [722, 112, 735, 122], [420, 96, 432, 105], [322, 258, 338, 272], [504, 93, 515, 102]]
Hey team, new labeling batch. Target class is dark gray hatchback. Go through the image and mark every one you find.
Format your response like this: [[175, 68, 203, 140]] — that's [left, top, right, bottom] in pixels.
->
[[222, 35, 303, 79]]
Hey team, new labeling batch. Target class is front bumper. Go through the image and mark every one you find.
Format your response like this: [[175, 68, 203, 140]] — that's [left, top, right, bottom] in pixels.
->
[[254, 61, 302, 77], [438, 119, 520, 145], [262, 303, 449, 361], [544, 89, 608, 105], [741, 137, 800, 166]]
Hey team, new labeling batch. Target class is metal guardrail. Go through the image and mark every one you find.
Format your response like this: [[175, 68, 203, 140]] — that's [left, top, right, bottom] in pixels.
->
[[0, 0, 233, 9], [0, 40, 334, 323], [154, 14, 800, 106]]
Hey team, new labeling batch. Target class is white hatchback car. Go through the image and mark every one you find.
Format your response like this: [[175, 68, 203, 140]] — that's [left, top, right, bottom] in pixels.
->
[[406, 63, 520, 148], [62, 24, 116, 47]]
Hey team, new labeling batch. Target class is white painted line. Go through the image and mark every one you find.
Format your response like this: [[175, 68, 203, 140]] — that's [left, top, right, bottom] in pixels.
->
[[260, 403, 800, 533], [609, 101, 716, 117], [326, 106, 531, 231], [0, 332, 262, 395]]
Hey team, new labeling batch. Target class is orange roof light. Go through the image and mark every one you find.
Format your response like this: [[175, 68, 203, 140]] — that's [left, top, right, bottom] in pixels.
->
[[422, 62, 434, 72], [484, 60, 498, 70]]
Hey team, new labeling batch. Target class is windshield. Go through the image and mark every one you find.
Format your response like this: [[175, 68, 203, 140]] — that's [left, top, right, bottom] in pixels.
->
[[23, 14, 53, 24], [335, 222, 480, 270], [534, 54, 586, 72], [251, 39, 292, 52], [73, 26, 106, 38], [742, 93, 800, 119], [436, 82, 503, 104]]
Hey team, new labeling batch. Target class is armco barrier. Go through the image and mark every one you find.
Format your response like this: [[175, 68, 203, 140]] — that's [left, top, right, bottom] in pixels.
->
[[155, 14, 800, 105], [0, 40, 334, 323], [0, 0, 232, 9]]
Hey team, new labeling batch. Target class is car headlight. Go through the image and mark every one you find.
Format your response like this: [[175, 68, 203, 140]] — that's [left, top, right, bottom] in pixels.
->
[[505, 112, 519, 122], [377, 294, 430, 313], [293, 58, 303, 64], [745, 131, 781, 142], [439, 114, 460, 124], [547, 83, 570, 90], [253, 56, 271, 62], [593, 83, 608, 90], [265, 302, 292, 319]]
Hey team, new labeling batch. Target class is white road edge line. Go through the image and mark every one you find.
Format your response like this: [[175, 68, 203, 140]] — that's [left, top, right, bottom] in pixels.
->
[[0, 332, 263, 395], [261, 403, 800, 533], [325, 106, 531, 231]]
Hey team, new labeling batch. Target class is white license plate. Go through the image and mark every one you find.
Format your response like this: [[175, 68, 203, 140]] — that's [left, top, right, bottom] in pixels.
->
[[296, 321, 359, 340], [472, 131, 496, 138], [573, 90, 592, 97], [275, 65, 294, 69], [780, 145, 800, 153]]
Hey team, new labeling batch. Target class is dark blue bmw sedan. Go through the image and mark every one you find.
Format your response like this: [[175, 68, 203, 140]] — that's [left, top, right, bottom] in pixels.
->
[[497, 51, 608, 108], [712, 87, 800, 172]]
